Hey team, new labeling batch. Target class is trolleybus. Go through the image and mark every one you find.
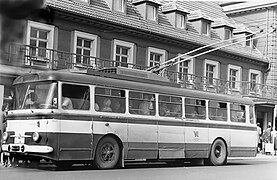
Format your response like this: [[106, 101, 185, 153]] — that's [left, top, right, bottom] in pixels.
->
[[1, 67, 257, 169]]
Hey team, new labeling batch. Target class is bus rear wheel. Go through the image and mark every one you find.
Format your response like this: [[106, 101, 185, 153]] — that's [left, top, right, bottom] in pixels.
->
[[208, 139, 227, 166], [94, 136, 120, 169]]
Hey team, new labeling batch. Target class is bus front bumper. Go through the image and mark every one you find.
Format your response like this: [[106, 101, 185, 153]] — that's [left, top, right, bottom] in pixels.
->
[[2, 144, 53, 154]]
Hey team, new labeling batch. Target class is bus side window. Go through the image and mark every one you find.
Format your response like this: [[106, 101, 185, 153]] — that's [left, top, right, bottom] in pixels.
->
[[185, 98, 205, 119], [208, 101, 227, 121], [61, 84, 90, 110], [95, 87, 126, 113], [158, 95, 182, 117], [231, 103, 246, 123], [249, 105, 255, 124], [129, 91, 155, 115]]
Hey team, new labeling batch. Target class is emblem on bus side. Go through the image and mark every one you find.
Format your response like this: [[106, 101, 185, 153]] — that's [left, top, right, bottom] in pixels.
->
[[193, 129, 200, 140]]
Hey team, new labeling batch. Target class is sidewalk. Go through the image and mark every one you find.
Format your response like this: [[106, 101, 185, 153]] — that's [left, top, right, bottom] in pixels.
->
[[228, 153, 277, 160]]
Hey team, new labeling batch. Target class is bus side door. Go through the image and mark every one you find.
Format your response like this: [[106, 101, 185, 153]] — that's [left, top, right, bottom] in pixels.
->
[[127, 117, 158, 160]]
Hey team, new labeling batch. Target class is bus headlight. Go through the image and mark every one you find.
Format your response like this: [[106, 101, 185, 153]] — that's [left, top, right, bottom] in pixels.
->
[[2, 132, 8, 141], [32, 132, 41, 142]]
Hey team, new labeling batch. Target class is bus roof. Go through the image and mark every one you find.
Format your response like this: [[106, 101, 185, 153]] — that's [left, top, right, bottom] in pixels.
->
[[13, 69, 254, 105]]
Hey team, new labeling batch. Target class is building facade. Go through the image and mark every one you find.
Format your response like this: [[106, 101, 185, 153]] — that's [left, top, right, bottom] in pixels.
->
[[0, 0, 276, 132], [222, 0, 277, 131]]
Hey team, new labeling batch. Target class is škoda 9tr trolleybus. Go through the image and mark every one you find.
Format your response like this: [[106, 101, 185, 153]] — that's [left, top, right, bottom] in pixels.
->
[[2, 67, 257, 169]]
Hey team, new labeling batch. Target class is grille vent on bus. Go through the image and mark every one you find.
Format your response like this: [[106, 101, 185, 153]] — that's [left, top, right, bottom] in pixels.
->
[[98, 67, 170, 82]]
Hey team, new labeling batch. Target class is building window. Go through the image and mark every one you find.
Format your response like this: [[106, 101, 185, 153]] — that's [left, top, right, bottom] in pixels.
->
[[147, 47, 166, 68], [113, 0, 125, 12], [146, 4, 157, 21], [229, 69, 237, 89], [202, 21, 210, 36], [250, 73, 258, 90], [206, 64, 215, 84], [228, 65, 241, 90], [113, 39, 135, 68], [224, 29, 232, 40], [29, 28, 48, 58], [204, 60, 219, 85], [249, 69, 261, 92], [177, 55, 194, 82], [73, 31, 98, 68], [26, 21, 55, 67], [176, 13, 185, 29], [150, 52, 162, 67], [115, 46, 129, 67], [246, 35, 252, 47]]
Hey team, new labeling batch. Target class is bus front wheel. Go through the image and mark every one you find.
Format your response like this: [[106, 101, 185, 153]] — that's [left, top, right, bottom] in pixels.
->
[[94, 136, 120, 169], [208, 139, 227, 166]]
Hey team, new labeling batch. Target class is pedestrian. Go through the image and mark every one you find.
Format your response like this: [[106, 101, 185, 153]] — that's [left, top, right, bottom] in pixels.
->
[[257, 122, 262, 153], [0, 103, 11, 167], [262, 123, 274, 155]]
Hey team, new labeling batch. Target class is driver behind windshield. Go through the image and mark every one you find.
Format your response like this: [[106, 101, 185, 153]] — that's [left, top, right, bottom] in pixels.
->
[[24, 92, 38, 109]]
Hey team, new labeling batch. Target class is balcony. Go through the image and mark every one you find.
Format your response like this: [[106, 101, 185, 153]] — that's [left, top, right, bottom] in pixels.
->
[[1, 43, 277, 102]]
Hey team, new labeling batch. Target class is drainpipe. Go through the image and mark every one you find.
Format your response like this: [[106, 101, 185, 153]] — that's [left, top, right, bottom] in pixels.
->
[[272, 104, 277, 132]]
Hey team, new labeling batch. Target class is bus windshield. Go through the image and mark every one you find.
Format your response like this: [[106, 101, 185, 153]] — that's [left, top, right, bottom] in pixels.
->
[[14, 82, 58, 110]]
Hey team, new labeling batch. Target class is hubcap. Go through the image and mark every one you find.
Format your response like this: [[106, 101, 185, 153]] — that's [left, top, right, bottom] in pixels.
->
[[101, 143, 115, 162], [214, 146, 222, 158]]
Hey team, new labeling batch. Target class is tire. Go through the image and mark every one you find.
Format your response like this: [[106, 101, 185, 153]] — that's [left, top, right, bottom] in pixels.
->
[[208, 139, 227, 166], [94, 136, 120, 169]]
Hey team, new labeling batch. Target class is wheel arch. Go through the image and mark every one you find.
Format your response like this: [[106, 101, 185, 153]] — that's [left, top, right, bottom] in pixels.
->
[[92, 133, 124, 167], [209, 137, 229, 157]]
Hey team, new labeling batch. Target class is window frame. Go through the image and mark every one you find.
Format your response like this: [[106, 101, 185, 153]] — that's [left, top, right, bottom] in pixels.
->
[[72, 31, 99, 68], [147, 47, 166, 68], [208, 100, 228, 121], [175, 13, 186, 29], [204, 59, 219, 85], [26, 21, 55, 66], [201, 20, 211, 36], [158, 94, 182, 117], [177, 55, 194, 82], [245, 34, 253, 47], [185, 98, 206, 119], [224, 28, 232, 40], [59, 82, 91, 111], [113, 39, 135, 68], [94, 86, 126, 113], [129, 91, 156, 116], [249, 69, 261, 92], [228, 64, 241, 91], [230, 103, 246, 123], [146, 4, 158, 21], [113, 0, 125, 13]]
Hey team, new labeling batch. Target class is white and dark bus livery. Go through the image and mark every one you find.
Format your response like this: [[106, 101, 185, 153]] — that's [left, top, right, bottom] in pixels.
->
[[2, 67, 257, 169]]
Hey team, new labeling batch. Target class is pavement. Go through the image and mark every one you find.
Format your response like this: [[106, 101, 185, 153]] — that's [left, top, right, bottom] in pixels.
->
[[228, 152, 277, 160]]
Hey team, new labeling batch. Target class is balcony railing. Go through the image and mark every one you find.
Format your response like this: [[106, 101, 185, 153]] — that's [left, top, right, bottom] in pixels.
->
[[2, 43, 277, 101]]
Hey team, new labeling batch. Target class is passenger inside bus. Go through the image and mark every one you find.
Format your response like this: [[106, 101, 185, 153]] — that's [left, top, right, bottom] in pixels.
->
[[62, 97, 73, 110], [112, 100, 124, 113], [159, 103, 170, 116], [139, 99, 150, 115], [171, 104, 181, 117], [101, 98, 112, 112], [129, 100, 137, 114]]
